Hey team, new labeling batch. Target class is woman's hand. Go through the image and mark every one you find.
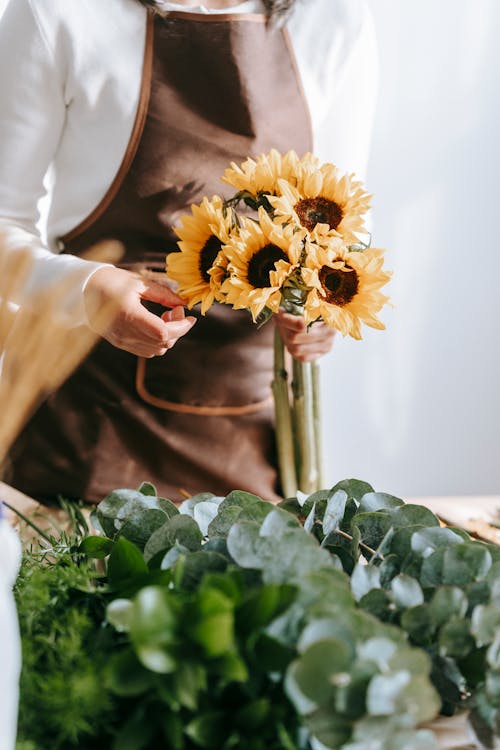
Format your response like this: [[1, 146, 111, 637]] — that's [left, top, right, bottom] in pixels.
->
[[83, 266, 196, 357], [274, 309, 335, 362]]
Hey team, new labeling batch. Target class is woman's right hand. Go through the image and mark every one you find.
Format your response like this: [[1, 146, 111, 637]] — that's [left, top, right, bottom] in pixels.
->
[[83, 266, 196, 357]]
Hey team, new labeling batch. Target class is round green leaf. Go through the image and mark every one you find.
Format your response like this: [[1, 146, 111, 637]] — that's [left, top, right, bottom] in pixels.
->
[[351, 563, 381, 601], [391, 574, 424, 609], [119, 509, 169, 551], [438, 617, 475, 658], [359, 492, 404, 513], [429, 586, 468, 627], [144, 515, 202, 563], [410, 527, 463, 558], [107, 598, 134, 632], [78, 535, 114, 559], [330, 478, 374, 501], [286, 638, 354, 709], [107, 536, 148, 587], [471, 603, 500, 646]]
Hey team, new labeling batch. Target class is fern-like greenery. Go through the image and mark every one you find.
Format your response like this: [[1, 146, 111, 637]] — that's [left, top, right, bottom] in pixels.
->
[[15, 541, 116, 750]]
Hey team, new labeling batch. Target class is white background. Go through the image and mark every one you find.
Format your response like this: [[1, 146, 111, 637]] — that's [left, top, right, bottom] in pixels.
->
[[321, 0, 500, 498], [1, 0, 499, 498]]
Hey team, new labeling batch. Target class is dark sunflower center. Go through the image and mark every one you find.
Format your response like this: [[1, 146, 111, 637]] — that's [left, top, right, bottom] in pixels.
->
[[319, 263, 358, 306], [295, 197, 343, 231], [199, 235, 223, 282], [247, 244, 287, 288]]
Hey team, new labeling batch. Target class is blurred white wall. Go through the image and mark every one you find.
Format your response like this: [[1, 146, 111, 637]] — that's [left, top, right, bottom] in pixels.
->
[[321, 0, 500, 497]]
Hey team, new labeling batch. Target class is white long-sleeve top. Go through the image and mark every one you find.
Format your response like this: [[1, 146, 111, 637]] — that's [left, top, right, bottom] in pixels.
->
[[0, 0, 378, 326], [0, 512, 22, 750]]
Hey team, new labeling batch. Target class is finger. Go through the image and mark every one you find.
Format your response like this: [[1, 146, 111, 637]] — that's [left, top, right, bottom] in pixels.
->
[[127, 303, 192, 343], [275, 311, 307, 332], [286, 340, 334, 361], [139, 279, 186, 308], [163, 317, 196, 341], [161, 306, 186, 322]]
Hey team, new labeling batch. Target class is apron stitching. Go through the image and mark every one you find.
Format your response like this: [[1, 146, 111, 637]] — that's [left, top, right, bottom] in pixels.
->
[[135, 356, 273, 415]]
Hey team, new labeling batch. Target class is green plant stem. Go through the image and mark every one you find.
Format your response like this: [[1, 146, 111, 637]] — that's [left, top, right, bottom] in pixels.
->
[[292, 358, 318, 494], [311, 360, 324, 490], [272, 329, 298, 498], [2, 500, 52, 543]]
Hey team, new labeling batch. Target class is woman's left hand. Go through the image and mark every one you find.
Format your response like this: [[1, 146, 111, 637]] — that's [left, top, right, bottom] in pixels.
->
[[274, 309, 336, 362]]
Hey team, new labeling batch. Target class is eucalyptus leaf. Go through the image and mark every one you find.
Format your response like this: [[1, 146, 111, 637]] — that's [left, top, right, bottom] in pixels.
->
[[438, 617, 475, 658], [389, 504, 440, 529], [137, 481, 157, 496], [173, 550, 228, 591], [297, 618, 357, 654], [330, 478, 374, 502], [208, 494, 272, 537], [351, 512, 392, 551], [351, 563, 381, 601], [107, 598, 134, 632], [322, 489, 349, 536], [368, 671, 440, 724], [358, 492, 404, 513], [411, 526, 464, 558], [400, 605, 435, 645], [259, 507, 302, 537], [305, 707, 352, 749], [178, 492, 221, 516], [261, 529, 340, 584], [428, 586, 468, 628], [471, 603, 500, 647], [286, 638, 354, 708], [357, 638, 397, 670], [193, 501, 224, 535], [144, 515, 202, 563], [226, 520, 263, 569], [119, 509, 169, 551], [390, 574, 424, 609], [487, 637, 500, 670]]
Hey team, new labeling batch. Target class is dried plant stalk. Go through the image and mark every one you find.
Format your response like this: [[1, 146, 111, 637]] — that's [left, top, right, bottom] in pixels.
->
[[0, 241, 121, 465]]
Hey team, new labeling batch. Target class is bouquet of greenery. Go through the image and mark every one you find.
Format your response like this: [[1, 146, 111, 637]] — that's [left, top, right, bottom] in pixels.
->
[[166, 151, 391, 497], [15, 479, 500, 750]]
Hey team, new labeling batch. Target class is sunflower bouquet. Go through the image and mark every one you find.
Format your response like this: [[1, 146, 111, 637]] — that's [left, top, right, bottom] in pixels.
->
[[167, 150, 391, 498]]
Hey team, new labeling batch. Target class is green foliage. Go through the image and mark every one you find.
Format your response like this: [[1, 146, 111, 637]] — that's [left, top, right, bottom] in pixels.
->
[[14, 479, 500, 750]]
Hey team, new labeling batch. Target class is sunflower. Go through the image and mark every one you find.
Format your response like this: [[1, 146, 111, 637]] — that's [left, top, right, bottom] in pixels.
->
[[222, 208, 304, 321], [301, 241, 391, 339], [268, 162, 371, 244], [167, 196, 233, 314], [221, 149, 311, 196]]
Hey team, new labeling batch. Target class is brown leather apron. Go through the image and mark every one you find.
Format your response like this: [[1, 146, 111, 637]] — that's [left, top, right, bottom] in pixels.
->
[[8, 10, 312, 504]]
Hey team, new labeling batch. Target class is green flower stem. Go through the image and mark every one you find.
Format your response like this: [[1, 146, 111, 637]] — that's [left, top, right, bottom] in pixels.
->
[[272, 329, 298, 498], [312, 360, 324, 490], [2, 500, 53, 544], [292, 358, 318, 494]]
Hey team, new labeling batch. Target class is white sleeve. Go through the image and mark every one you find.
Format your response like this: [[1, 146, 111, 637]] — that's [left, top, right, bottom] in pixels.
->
[[0, 0, 109, 326], [314, 3, 379, 182], [0, 515, 22, 750]]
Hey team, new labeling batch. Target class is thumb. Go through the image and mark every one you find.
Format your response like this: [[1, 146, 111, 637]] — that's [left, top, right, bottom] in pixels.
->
[[139, 279, 186, 308]]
